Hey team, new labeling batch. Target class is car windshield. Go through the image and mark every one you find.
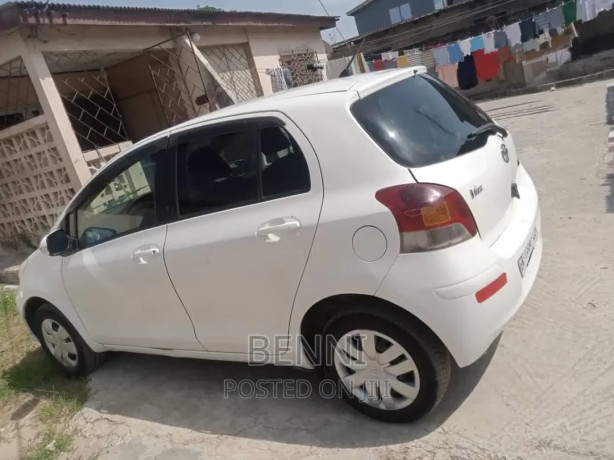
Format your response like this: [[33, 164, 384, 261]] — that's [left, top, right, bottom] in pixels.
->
[[351, 74, 493, 168]]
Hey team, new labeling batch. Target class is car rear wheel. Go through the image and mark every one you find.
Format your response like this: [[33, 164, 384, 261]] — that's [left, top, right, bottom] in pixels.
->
[[33, 303, 104, 376], [321, 312, 451, 422]]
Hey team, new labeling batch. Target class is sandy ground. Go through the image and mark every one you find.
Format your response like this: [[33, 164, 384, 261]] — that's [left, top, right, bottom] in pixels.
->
[[48, 79, 614, 459]]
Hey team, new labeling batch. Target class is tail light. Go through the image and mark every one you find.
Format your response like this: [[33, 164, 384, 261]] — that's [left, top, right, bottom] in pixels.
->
[[375, 183, 478, 253]]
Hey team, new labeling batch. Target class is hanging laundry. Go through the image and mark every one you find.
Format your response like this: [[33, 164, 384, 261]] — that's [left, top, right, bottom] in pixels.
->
[[577, 0, 596, 21], [519, 18, 537, 42], [408, 52, 421, 67], [473, 49, 500, 81], [556, 48, 572, 65], [546, 52, 558, 65], [496, 46, 513, 64], [447, 42, 464, 64], [494, 30, 508, 49], [534, 13, 550, 34], [459, 39, 472, 56], [437, 64, 459, 88], [511, 43, 524, 55], [420, 49, 436, 69], [384, 59, 398, 69], [396, 55, 410, 67], [563, 0, 577, 24], [538, 30, 552, 48], [381, 51, 399, 61], [265, 68, 288, 93], [433, 46, 450, 66], [504, 23, 522, 47], [367, 61, 375, 72], [595, 0, 614, 15], [373, 60, 385, 71], [522, 38, 540, 52], [483, 32, 496, 53], [547, 6, 565, 29], [457, 55, 478, 90], [470, 36, 485, 52]]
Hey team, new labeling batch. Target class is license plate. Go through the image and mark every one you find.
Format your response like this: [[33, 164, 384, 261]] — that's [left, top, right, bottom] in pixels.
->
[[518, 227, 538, 278]]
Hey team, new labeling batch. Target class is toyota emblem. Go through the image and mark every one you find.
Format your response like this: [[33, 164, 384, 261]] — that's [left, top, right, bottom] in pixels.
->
[[501, 143, 510, 163]]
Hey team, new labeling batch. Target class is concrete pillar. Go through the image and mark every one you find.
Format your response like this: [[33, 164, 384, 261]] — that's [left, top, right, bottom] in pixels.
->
[[18, 38, 91, 188]]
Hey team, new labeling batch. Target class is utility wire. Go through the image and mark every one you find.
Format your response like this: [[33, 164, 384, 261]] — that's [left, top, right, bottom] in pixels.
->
[[317, 0, 353, 50]]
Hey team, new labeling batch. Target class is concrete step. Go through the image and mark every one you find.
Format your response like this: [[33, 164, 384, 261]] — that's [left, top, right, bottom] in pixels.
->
[[0, 265, 19, 285]]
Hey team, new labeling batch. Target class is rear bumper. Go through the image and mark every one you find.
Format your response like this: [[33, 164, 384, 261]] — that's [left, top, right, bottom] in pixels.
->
[[376, 165, 541, 367]]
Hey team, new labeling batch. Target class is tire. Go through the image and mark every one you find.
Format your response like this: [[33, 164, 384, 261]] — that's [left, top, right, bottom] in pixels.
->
[[320, 309, 451, 423], [33, 303, 105, 376]]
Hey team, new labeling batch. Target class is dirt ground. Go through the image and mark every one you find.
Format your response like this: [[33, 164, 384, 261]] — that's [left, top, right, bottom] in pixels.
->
[[12, 79, 614, 459]]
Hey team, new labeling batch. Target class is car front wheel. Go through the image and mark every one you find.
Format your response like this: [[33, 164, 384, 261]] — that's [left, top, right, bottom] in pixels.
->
[[321, 312, 451, 422], [33, 303, 104, 376]]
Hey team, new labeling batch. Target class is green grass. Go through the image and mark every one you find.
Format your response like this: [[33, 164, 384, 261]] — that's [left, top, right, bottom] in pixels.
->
[[0, 287, 87, 457]]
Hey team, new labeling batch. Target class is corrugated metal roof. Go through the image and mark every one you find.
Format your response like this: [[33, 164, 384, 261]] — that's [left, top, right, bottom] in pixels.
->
[[0, 1, 337, 30]]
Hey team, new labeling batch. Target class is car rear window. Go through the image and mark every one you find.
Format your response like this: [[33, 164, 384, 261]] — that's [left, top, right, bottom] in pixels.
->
[[351, 74, 492, 168]]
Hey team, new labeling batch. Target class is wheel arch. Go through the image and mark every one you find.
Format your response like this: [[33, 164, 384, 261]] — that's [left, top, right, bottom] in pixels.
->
[[23, 296, 49, 333], [299, 294, 448, 362]]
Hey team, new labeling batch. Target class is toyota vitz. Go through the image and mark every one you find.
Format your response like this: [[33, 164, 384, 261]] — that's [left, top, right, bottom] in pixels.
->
[[17, 67, 541, 422]]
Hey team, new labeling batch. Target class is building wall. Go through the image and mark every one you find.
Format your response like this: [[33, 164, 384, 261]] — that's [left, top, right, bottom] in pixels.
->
[[352, 0, 449, 36], [246, 27, 328, 95]]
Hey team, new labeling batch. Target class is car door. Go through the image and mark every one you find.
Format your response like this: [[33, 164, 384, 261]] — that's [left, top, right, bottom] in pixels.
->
[[61, 137, 202, 350], [163, 115, 324, 353]]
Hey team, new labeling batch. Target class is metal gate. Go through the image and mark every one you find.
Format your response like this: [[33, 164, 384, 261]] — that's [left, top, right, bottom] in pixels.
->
[[144, 33, 210, 127]]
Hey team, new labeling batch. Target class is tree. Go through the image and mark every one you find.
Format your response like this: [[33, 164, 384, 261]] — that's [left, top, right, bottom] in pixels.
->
[[197, 5, 224, 12]]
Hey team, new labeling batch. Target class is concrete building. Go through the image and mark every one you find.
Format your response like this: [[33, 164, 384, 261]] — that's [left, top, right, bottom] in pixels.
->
[[0, 2, 334, 240]]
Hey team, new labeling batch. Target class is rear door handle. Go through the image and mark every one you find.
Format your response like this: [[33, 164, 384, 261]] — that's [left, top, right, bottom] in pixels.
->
[[132, 245, 160, 264], [256, 217, 301, 242]]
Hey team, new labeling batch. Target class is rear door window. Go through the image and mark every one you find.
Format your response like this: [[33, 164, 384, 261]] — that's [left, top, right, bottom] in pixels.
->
[[351, 74, 492, 168]]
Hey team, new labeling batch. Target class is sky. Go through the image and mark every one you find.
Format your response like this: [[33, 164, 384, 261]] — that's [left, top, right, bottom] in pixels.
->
[[0, 0, 360, 42]]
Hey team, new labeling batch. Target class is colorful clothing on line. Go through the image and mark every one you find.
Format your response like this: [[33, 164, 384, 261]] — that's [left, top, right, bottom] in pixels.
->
[[396, 55, 410, 67], [470, 36, 485, 52], [519, 18, 537, 42], [563, 0, 577, 24], [433, 46, 450, 66], [420, 49, 436, 68], [522, 38, 540, 52], [457, 55, 478, 90], [384, 59, 398, 69], [459, 39, 472, 56], [373, 60, 385, 71], [547, 6, 565, 29], [504, 23, 522, 47], [496, 46, 513, 64], [473, 49, 500, 81], [448, 42, 464, 64], [494, 30, 508, 49], [437, 63, 459, 88], [483, 32, 496, 53], [534, 13, 549, 34]]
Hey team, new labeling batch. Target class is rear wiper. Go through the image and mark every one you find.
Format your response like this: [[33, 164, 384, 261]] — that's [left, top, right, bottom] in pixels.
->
[[466, 122, 508, 140]]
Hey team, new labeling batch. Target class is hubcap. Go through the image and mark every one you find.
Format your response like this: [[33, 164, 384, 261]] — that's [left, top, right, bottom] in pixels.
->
[[41, 319, 78, 368], [334, 329, 420, 411]]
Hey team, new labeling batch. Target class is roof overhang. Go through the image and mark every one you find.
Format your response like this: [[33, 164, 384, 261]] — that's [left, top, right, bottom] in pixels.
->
[[0, 2, 337, 31]]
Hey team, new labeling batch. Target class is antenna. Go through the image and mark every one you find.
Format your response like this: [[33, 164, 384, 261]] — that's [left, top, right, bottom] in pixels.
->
[[339, 37, 367, 78]]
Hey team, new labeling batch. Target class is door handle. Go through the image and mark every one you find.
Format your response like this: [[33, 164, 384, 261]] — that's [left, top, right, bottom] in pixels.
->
[[132, 245, 160, 265], [256, 217, 301, 242]]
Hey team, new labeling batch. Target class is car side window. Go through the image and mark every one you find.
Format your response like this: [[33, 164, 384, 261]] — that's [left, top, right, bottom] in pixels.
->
[[260, 126, 310, 198], [175, 129, 260, 217], [75, 144, 164, 249]]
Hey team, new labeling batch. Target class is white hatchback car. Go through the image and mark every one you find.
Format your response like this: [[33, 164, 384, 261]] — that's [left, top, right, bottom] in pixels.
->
[[17, 67, 541, 422]]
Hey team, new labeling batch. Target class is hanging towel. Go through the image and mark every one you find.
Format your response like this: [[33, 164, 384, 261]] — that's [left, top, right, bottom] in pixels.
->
[[437, 64, 459, 88], [473, 50, 500, 81], [265, 69, 288, 93], [564, 0, 577, 24], [381, 51, 399, 61], [420, 49, 435, 69], [384, 59, 398, 69], [534, 13, 550, 34], [396, 55, 410, 67], [433, 46, 450, 66], [496, 46, 513, 64], [547, 6, 566, 29], [483, 32, 496, 53], [447, 42, 464, 64], [494, 30, 508, 49], [519, 18, 537, 42], [457, 55, 478, 90], [595, 0, 614, 15], [459, 39, 472, 56], [504, 23, 522, 47], [522, 38, 540, 52], [577, 0, 596, 21], [470, 36, 485, 52], [373, 60, 385, 71]]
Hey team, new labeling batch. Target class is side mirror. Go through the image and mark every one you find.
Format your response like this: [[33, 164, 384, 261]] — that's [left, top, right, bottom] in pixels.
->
[[46, 229, 71, 256]]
